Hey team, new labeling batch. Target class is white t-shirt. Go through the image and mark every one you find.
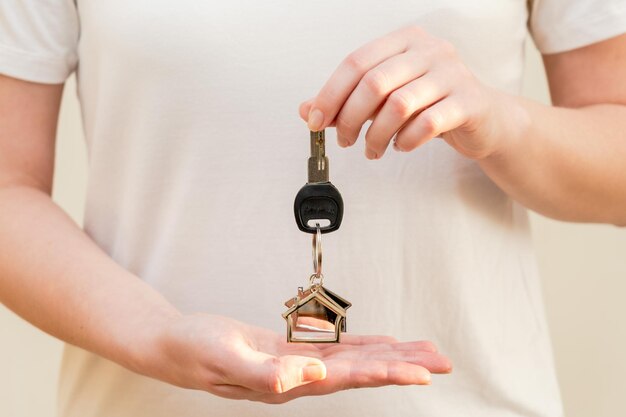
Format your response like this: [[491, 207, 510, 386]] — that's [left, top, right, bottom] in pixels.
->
[[2, 1, 625, 416]]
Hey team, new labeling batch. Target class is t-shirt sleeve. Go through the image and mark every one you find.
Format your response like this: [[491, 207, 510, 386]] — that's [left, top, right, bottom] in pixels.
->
[[0, 0, 79, 84], [528, 0, 626, 54]]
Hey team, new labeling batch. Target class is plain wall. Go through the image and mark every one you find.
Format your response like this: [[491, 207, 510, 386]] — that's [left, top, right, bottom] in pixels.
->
[[1, 38, 625, 417]]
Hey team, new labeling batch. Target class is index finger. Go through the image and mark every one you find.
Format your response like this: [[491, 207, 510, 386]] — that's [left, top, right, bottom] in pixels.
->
[[307, 27, 411, 131]]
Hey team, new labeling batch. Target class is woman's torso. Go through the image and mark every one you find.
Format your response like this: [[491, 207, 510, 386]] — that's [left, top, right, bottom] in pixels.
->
[[59, 1, 562, 416]]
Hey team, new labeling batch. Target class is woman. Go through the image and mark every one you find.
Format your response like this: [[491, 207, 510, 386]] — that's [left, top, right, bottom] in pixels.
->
[[0, 0, 624, 416]]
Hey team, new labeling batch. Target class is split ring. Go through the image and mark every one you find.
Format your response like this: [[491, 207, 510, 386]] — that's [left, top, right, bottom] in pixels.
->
[[312, 223, 322, 277]]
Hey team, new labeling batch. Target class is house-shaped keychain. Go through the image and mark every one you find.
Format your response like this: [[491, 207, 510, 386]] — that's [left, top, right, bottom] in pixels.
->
[[283, 285, 352, 343]]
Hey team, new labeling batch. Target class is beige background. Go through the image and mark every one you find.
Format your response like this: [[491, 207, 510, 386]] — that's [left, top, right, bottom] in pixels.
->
[[1, 38, 625, 417]]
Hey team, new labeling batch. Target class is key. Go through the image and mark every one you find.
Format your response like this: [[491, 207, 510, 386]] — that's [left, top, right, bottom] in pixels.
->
[[294, 130, 344, 234]]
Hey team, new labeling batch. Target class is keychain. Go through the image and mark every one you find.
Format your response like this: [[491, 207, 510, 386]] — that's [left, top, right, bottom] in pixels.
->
[[282, 223, 351, 342], [284, 130, 351, 343]]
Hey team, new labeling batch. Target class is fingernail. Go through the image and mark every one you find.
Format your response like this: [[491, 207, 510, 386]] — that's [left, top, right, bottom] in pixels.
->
[[308, 108, 324, 131], [337, 135, 349, 148], [301, 364, 326, 382], [421, 373, 432, 385], [365, 148, 378, 160]]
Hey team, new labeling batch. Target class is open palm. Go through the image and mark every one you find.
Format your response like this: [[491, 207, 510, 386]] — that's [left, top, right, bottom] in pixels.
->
[[149, 314, 452, 404]]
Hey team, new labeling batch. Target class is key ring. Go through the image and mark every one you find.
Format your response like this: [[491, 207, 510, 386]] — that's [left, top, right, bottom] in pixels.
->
[[312, 223, 322, 277], [309, 273, 324, 291]]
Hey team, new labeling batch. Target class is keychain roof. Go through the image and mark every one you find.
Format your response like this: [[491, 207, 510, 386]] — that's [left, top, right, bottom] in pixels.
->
[[283, 283, 351, 322]]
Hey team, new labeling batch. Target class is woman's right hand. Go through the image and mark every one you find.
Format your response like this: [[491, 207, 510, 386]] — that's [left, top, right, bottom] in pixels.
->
[[136, 313, 452, 404]]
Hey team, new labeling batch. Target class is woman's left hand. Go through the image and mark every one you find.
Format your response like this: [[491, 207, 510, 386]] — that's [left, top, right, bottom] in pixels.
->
[[299, 25, 524, 160]]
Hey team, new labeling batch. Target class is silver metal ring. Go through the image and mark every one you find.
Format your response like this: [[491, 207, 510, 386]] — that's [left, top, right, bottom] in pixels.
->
[[312, 223, 322, 277], [309, 273, 324, 291]]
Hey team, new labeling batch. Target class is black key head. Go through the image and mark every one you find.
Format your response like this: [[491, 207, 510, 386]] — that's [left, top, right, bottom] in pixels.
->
[[294, 182, 344, 234]]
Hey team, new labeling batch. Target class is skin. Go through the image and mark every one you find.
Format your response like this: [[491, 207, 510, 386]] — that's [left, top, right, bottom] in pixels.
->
[[300, 26, 626, 226], [1, 24, 624, 404], [0, 72, 450, 403]]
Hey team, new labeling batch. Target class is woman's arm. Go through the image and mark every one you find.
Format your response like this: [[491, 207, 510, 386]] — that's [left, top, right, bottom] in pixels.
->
[[478, 34, 626, 226], [0, 74, 185, 372], [300, 28, 626, 226], [0, 74, 450, 403]]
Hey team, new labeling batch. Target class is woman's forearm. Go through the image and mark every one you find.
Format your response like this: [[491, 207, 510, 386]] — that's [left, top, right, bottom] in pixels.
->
[[0, 185, 181, 372], [479, 94, 626, 226], [0, 184, 455, 401]]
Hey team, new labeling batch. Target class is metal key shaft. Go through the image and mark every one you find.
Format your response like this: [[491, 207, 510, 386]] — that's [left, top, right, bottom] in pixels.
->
[[308, 130, 329, 183]]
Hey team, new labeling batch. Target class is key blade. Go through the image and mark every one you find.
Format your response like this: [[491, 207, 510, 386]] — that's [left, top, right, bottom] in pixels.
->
[[308, 157, 329, 182], [308, 130, 329, 183], [310, 130, 326, 158]]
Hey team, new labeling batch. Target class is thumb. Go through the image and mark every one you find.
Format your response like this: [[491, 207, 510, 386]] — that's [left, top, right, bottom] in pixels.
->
[[299, 98, 341, 128], [232, 351, 327, 394], [298, 98, 314, 122], [273, 355, 327, 393]]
